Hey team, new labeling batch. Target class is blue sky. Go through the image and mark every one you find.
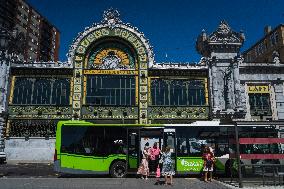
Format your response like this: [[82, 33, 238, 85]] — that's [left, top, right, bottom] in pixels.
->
[[27, 0, 284, 63]]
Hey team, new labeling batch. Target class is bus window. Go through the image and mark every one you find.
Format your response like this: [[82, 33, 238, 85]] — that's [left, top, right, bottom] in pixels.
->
[[61, 126, 105, 156], [104, 127, 127, 155], [61, 126, 88, 154], [177, 137, 188, 156], [240, 144, 280, 154], [176, 127, 230, 157], [188, 138, 205, 156]]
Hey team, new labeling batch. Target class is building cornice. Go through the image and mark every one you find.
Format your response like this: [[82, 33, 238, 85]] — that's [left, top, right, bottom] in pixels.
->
[[150, 62, 208, 70], [10, 61, 73, 69]]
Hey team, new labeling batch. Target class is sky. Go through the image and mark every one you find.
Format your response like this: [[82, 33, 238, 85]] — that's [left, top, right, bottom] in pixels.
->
[[27, 0, 284, 63]]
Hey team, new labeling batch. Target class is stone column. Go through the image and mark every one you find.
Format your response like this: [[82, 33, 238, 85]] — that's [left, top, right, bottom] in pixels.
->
[[232, 61, 240, 109], [210, 60, 220, 112], [0, 52, 11, 157]]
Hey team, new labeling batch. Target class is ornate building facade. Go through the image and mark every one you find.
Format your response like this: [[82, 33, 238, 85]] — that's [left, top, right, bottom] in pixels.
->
[[0, 9, 283, 161]]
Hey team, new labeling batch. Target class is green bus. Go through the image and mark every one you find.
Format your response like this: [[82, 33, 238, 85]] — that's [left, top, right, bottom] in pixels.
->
[[54, 120, 284, 177]]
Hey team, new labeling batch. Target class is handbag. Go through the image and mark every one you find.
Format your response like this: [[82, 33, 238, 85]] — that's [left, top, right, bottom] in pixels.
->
[[156, 165, 161, 178]]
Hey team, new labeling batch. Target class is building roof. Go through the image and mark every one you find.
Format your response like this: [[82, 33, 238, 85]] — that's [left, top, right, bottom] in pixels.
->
[[243, 24, 284, 55]]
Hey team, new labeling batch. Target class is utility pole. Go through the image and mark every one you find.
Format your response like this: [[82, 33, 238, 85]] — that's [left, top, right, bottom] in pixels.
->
[[234, 121, 243, 188]]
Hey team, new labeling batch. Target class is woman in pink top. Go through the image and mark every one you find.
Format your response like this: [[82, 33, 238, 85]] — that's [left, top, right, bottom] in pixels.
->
[[137, 142, 150, 180], [149, 142, 161, 173]]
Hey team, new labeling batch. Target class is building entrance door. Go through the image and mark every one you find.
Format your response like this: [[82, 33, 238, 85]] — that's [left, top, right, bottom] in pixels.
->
[[140, 128, 163, 174], [126, 128, 176, 174]]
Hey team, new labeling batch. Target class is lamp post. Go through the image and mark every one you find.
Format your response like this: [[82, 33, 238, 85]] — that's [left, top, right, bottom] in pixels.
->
[[234, 120, 243, 188], [220, 112, 244, 188]]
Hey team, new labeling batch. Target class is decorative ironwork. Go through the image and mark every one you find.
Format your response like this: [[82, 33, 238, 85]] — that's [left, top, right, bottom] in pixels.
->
[[8, 105, 72, 119], [149, 69, 207, 77], [8, 120, 57, 137], [9, 105, 71, 114], [82, 106, 138, 119], [102, 8, 122, 28], [149, 106, 209, 120]]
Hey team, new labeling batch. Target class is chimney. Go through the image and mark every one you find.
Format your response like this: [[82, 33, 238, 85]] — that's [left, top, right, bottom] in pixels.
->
[[264, 25, 272, 35]]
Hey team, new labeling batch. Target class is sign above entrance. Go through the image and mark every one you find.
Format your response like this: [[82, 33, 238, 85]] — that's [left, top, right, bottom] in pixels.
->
[[83, 69, 138, 75], [247, 85, 270, 93]]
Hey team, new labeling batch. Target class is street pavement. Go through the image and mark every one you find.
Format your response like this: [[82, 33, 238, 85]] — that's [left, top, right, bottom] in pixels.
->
[[1, 163, 283, 189], [0, 177, 229, 189], [0, 163, 231, 189]]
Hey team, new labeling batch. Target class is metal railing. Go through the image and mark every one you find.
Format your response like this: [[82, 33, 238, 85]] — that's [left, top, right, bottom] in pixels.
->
[[235, 164, 284, 187]]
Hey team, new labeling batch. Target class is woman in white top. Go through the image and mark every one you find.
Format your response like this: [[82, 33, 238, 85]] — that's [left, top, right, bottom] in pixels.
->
[[137, 142, 150, 180]]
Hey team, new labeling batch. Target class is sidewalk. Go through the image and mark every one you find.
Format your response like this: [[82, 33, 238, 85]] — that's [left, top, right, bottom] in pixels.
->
[[6, 160, 53, 164], [0, 162, 56, 178], [218, 178, 284, 189], [1, 162, 283, 188]]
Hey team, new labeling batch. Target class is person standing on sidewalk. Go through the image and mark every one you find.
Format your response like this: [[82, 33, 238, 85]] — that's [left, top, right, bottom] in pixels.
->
[[202, 146, 214, 182], [137, 142, 150, 180], [161, 146, 175, 185], [149, 142, 161, 174]]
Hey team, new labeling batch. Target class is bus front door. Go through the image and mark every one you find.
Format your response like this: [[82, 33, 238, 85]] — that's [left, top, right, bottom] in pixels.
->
[[140, 128, 164, 174], [163, 129, 177, 171], [127, 129, 140, 173]]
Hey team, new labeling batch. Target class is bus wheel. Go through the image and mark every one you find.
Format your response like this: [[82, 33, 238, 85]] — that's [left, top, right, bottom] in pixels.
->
[[110, 161, 126, 178]]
